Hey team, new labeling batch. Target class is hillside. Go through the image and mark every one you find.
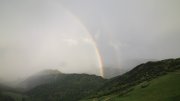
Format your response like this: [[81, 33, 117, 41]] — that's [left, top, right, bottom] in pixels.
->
[[82, 70, 180, 101], [82, 58, 180, 101], [18, 69, 62, 91], [0, 84, 21, 101], [0, 58, 180, 101], [26, 73, 106, 101]]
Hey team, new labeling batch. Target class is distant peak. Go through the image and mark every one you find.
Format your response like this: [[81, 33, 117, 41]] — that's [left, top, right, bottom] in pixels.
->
[[37, 69, 62, 76]]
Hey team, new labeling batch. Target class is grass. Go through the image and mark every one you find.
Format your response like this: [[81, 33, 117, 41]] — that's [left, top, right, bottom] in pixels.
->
[[3, 91, 28, 101], [82, 70, 180, 101]]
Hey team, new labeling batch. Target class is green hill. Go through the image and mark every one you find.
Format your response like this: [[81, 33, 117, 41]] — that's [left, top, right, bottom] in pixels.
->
[[82, 58, 180, 101], [27, 74, 106, 101], [82, 70, 180, 101], [0, 71, 106, 101], [1, 58, 180, 101], [18, 69, 63, 91]]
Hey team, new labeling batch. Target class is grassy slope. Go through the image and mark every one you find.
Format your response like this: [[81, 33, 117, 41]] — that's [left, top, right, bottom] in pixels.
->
[[82, 70, 180, 101], [4, 70, 180, 101], [3, 92, 28, 101]]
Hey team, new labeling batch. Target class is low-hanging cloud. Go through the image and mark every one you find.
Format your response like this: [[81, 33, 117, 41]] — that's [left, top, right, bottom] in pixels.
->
[[0, 0, 180, 81]]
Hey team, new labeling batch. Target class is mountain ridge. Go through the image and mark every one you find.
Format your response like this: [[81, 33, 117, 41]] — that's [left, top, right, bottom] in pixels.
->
[[0, 58, 180, 101], [17, 69, 63, 91], [83, 58, 180, 100]]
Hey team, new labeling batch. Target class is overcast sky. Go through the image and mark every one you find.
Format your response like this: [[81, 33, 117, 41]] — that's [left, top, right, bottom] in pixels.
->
[[0, 0, 180, 81]]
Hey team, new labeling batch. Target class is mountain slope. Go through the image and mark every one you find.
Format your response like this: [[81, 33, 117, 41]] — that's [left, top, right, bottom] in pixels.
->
[[1, 58, 180, 101], [18, 69, 62, 91], [82, 70, 180, 101], [82, 58, 180, 101], [112, 70, 180, 101], [27, 73, 106, 101]]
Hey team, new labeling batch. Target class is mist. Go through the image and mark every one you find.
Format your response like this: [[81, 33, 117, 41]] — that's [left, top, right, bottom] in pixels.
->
[[0, 0, 180, 82]]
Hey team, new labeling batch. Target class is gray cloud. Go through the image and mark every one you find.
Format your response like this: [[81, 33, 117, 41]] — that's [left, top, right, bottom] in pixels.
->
[[0, 0, 180, 81]]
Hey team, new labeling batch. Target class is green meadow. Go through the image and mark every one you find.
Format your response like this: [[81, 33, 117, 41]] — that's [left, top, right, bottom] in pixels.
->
[[83, 70, 180, 101]]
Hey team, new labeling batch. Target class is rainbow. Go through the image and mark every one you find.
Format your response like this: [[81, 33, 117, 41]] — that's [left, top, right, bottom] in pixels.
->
[[91, 38, 104, 77], [64, 10, 105, 77], [49, 1, 105, 77]]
